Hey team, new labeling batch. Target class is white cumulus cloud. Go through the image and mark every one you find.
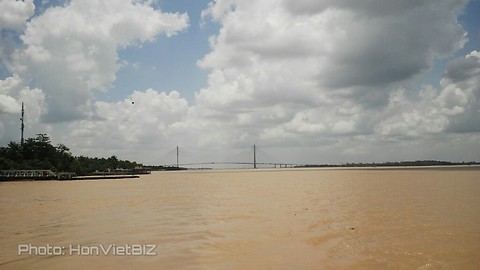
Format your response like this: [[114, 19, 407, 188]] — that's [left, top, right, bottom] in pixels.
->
[[2, 0, 479, 165], [0, 0, 35, 31], [11, 0, 189, 122], [63, 89, 190, 163], [192, 0, 470, 150]]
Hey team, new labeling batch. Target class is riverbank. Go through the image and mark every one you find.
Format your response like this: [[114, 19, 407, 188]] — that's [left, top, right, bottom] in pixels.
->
[[0, 170, 140, 182]]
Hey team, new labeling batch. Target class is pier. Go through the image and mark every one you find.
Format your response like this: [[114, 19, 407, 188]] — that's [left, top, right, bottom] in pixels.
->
[[0, 170, 60, 181], [0, 170, 140, 181]]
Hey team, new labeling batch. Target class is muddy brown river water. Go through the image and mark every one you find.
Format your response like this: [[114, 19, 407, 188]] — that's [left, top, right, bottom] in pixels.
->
[[1, 168, 479, 269]]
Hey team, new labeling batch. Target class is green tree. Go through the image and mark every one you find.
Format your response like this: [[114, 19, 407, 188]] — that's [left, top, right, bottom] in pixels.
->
[[107, 155, 119, 170], [0, 134, 144, 175]]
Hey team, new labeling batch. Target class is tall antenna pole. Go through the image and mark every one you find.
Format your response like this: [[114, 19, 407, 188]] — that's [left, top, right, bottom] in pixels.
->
[[20, 102, 25, 146], [253, 144, 257, 169], [176, 145, 179, 168]]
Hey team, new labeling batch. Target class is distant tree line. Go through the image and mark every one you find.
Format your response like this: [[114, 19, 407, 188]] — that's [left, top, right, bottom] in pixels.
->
[[148, 165, 187, 171], [296, 160, 480, 168], [0, 134, 142, 175]]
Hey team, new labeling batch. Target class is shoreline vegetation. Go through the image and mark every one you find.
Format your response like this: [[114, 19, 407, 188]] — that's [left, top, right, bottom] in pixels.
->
[[295, 160, 480, 168], [0, 134, 153, 181], [1, 134, 479, 181], [0, 134, 191, 181]]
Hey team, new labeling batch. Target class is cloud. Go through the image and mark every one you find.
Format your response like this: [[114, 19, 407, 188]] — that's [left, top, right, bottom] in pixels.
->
[[155, 0, 476, 163], [444, 51, 480, 83], [374, 87, 449, 137], [200, 0, 467, 89], [0, 94, 19, 114], [0, 0, 35, 31], [441, 51, 480, 132], [0, 0, 35, 75], [0, 74, 47, 145], [0, 74, 45, 116], [375, 51, 480, 137], [0, 75, 22, 114], [193, 0, 470, 146], [62, 89, 190, 162], [2, 0, 478, 164], [10, 0, 189, 122]]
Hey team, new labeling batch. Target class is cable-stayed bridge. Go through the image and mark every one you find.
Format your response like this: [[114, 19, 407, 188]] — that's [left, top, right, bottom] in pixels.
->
[[158, 145, 302, 169]]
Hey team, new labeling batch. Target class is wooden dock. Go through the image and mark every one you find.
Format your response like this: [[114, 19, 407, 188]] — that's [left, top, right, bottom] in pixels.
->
[[70, 175, 139, 180], [0, 170, 139, 181], [0, 170, 58, 181]]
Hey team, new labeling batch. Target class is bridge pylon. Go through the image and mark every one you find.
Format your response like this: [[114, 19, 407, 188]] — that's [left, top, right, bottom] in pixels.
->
[[253, 145, 257, 169]]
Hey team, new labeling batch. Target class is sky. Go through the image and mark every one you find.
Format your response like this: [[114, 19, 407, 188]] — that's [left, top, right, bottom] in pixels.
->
[[1, 0, 479, 166]]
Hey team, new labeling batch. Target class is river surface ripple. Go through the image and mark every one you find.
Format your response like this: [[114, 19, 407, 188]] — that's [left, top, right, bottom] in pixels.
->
[[1, 168, 479, 269]]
